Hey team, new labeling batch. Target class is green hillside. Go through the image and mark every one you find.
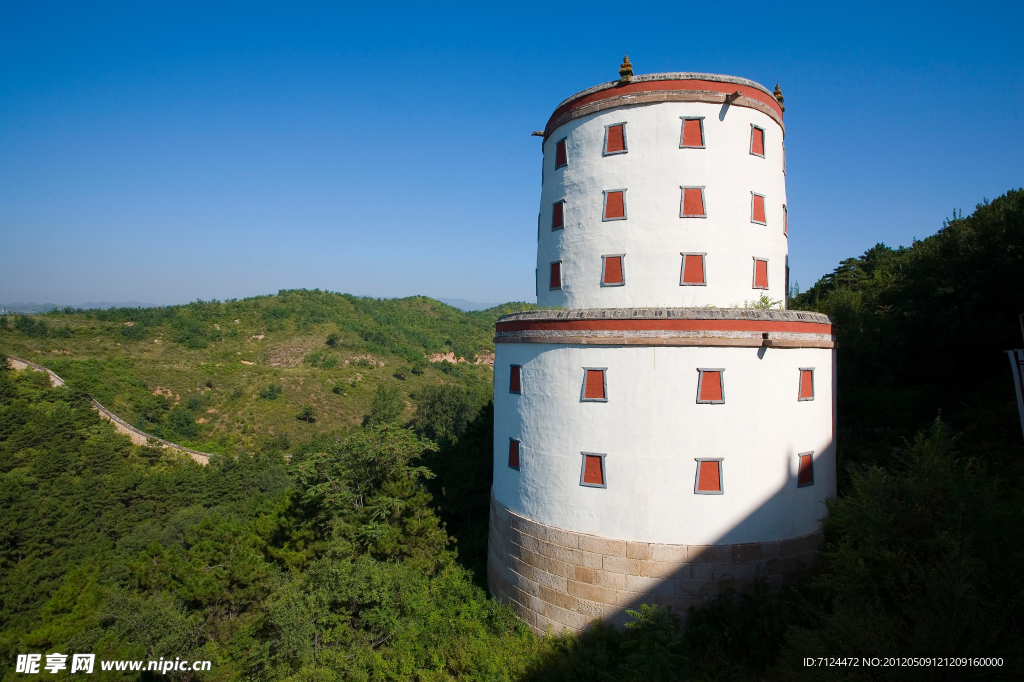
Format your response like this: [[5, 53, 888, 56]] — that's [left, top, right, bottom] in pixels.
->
[[0, 291, 534, 455]]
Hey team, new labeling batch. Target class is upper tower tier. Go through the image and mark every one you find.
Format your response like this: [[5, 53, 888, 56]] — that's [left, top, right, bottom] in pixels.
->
[[536, 70, 789, 310]]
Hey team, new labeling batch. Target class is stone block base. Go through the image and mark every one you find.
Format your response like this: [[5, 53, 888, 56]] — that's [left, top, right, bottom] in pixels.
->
[[487, 495, 822, 635]]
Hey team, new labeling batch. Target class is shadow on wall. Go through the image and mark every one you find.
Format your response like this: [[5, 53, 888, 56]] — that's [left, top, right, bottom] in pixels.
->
[[487, 437, 834, 635]]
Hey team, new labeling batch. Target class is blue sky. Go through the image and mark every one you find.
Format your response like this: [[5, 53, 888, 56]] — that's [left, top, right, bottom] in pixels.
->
[[2, 1, 1021, 306]]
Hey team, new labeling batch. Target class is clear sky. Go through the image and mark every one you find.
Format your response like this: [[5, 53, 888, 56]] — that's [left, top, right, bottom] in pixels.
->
[[2, 1, 1021, 306]]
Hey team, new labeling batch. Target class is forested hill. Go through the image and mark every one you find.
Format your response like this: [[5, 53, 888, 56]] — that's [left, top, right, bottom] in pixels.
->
[[0, 292, 534, 456], [791, 188, 1024, 484]]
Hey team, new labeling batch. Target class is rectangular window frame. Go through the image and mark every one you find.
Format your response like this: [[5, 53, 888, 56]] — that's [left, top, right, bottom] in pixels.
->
[[580, 367, 608, 403], [602, 122, 628, 156], [509, 364, 522, 394], [555, 137, 568, 169], [783, 203, 788, 237], [579, 452, 608, 488], [797, 451, 815, 487], [549, 261, 562, 291], [694, 458, 724, 495], [679, 252, 707, 286], [750, 192, 767, 225], [798, 367, 815, 401], [508, 437, 521, 471], [679, 116, 706, 149], [600, 254, 626, 287], [752, 257, 769, 290], [749, 124, 766, 158], [552, 200, 565, 231], [602, 189, 628, 221], [696, 368, 726, 404], [679, 185, 707, 219]]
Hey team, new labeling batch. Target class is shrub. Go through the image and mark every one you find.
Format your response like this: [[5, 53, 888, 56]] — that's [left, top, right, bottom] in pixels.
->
[[13, 315, 47, 337], [120, 323, 147, 341], [164, 408, 199, 439]]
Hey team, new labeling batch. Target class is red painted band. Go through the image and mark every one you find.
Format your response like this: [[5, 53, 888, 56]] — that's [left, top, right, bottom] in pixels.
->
[[547, 80, 783, 132], [496, 319, 833, 335]]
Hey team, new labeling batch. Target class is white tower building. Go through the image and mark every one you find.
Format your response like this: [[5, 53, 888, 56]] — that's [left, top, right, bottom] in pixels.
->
[[488, 60, 836, 634]]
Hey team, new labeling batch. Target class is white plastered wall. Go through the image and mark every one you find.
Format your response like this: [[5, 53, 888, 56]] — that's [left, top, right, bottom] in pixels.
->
[[492, 342, 835, 545], [537, 101, 788, 309]]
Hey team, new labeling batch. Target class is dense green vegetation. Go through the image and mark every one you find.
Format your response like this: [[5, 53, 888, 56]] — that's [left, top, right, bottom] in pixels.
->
[[2, 190, 1022, 679], [0, 363, 539, 680]]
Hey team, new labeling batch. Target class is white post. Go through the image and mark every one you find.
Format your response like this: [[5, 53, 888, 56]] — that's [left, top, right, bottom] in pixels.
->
[[1007, 349, 1024, 443]]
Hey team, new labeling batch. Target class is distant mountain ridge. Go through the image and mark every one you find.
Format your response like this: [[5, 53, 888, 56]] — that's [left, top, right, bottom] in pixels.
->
[[3, 299, 498, 314], [0, 301, 159, 314], [435, 298, 501, 312]]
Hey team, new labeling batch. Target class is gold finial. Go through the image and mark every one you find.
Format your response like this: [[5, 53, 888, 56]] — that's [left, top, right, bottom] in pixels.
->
[[618, 55, 633, 84], [773, 82, 785, 113]]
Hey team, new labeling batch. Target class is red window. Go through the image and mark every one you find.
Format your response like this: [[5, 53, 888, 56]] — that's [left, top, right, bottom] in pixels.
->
[[583, 368, 606, 401], [555, 139, 567, 168], [552, 201, 564, 230], [797, 453, 814, 487], [695, 460, 722, 493], [605, 124, 626, 154], [508, 439, 520, 470], [680, 253, 706, 286], [753, 258, 769, 289], [681, 118, 704, 148], [604, 190, 625, 220], [680, 187, 706, 218], [602, 255, 624, 286], [799, 369, 814, 400], [549, 262, 561, 290], [751, 193, 766, 224], [783, 204, 788, 236], [581, 453, 606, 487], [509, 365, 521, 394], [750, 126, 765, 157], [697, 369, 724, 403]]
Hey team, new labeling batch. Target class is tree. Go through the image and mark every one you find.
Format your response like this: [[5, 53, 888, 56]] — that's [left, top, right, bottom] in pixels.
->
[[421, 401, 493, 582], [292, 424, 446, 570], [413, 383, 474, 443], [368, 384, 404, 426]]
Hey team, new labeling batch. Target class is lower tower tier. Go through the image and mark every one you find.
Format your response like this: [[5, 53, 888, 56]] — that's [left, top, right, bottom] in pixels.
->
[[489, 308, 835, 632], [489, 496, 823, 634]]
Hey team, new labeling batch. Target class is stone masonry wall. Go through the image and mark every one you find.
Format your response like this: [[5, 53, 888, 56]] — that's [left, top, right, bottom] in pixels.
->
[[488, 495, 822, 635]]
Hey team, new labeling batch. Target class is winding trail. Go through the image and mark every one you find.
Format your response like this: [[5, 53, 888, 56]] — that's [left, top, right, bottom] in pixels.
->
[[6, 355, 211, 465]]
